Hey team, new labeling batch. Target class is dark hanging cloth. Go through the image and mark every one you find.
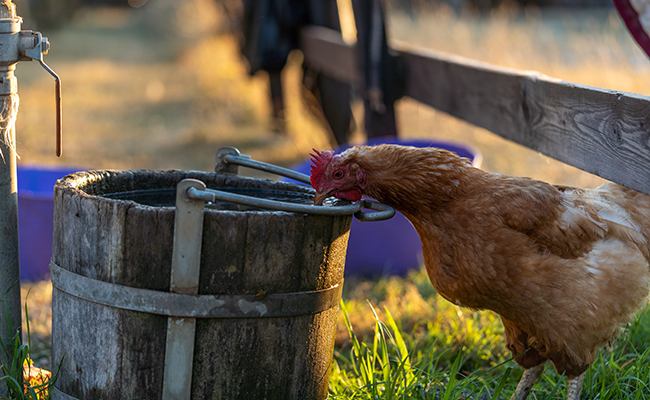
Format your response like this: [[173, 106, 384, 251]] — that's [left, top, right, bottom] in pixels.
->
[[239, 0, 355, 146], [240, 0, 309, 74]]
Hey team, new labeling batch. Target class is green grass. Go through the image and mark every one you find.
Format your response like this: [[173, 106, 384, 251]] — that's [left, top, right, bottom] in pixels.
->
[[331, 268, 650, 399], [1, 292, 59, 400], [15, 271, 650, 399]]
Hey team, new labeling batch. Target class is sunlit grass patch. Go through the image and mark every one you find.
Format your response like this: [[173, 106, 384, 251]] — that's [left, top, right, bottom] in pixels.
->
[[330, 299, 512, 399], [1, 290, 60, 400], [337, 268, 508, 371]]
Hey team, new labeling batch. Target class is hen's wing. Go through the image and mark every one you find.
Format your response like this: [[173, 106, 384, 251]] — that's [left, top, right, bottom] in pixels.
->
[[493, 180, 648, 259]]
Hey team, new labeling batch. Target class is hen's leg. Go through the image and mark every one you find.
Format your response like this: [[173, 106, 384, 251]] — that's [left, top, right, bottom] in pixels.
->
[[509, 363, 544, 400], [566, 373, 585, 400]]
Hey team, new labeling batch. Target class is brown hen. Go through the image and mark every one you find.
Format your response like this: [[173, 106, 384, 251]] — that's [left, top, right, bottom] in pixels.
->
[[310, 144, 650, 400]]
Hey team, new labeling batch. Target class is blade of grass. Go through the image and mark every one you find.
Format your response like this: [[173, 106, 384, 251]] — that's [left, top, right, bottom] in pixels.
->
[[441, 353, 462, 400], [489, 367, 511, 400], [368, 303, 391, 398]]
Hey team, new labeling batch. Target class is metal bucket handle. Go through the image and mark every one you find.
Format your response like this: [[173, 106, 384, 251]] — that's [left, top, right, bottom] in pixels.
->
[[209, 147, 395, 222]]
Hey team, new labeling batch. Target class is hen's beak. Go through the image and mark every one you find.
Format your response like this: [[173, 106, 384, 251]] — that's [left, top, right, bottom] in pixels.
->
[[313, 191, 330, 205]]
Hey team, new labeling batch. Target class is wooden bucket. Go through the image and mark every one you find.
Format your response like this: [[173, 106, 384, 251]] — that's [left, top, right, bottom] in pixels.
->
[[50, 170, 351, 400]]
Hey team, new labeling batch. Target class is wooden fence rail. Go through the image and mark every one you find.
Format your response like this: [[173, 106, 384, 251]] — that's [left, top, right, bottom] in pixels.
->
[[301, 25, 650, 196]]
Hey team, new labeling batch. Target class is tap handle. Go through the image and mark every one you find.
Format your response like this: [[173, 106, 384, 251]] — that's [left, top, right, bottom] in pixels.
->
[[24, 32, 62, 157], [39, 60, 61, 157]]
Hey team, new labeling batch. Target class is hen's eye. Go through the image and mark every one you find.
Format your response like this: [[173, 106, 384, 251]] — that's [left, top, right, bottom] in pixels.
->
[[333, 170, 345, 179]]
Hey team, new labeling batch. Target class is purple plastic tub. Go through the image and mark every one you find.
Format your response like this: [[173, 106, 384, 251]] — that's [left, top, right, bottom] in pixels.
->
[[18, 166, 80, 281], [291, 138, 482, 276]]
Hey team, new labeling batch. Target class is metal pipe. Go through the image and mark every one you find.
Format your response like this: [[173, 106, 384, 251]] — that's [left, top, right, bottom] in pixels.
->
[[0, 1, 21, 395], [0, 1, 60, 394], [0, 95, 20, 395], [188, 186, 363, 216], [223, 153, 311, 184]]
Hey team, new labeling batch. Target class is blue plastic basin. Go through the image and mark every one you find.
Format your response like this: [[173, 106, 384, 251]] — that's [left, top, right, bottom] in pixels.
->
[[18, 166, 80, 281], [291, 138, 482, 276]]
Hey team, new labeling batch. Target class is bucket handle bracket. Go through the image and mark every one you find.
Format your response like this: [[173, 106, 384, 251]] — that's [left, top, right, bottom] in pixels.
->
[[212, 148, 395, 222]]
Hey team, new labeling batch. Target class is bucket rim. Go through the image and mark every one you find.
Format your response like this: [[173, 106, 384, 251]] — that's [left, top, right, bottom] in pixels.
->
[[54, 169, 348, 216]]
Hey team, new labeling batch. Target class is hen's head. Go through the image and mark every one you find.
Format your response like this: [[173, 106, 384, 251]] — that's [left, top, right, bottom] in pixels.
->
[[310, 148, 366, 204]]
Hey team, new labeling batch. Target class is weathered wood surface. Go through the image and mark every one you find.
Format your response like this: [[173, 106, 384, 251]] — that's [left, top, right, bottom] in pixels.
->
[[300, 26, 650, 195], [51, 170, 351, 400]]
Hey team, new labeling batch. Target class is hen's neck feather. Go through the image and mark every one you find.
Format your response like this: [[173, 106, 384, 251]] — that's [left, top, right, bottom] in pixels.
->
[[342, 145, 486, 216]]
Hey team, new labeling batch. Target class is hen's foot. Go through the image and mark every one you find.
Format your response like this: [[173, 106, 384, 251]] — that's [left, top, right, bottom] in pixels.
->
[[566, 372, 585, 400], [510, 363, 545, 400]]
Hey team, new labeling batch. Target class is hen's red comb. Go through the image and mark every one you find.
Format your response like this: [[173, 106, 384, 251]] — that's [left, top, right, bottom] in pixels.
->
[[309, 149, 335, 188]]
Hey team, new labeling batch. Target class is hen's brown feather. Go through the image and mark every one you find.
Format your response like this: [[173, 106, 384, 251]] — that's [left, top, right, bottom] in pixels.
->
[[334, 144, 650, 377]]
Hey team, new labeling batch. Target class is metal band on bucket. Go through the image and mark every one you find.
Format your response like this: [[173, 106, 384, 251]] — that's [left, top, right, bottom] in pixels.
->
[[49, 261, 343, 318]]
